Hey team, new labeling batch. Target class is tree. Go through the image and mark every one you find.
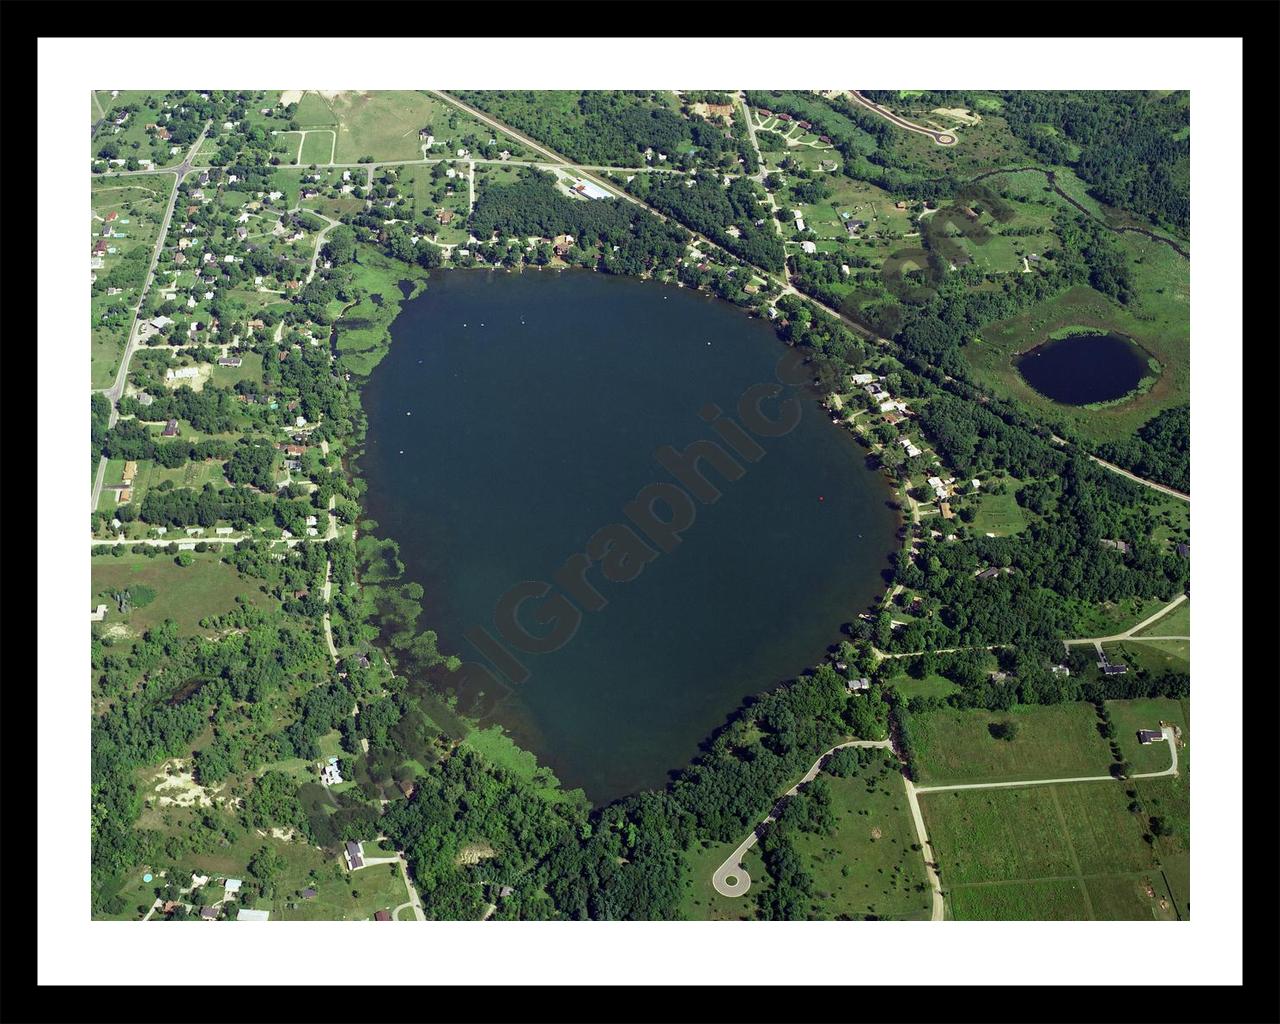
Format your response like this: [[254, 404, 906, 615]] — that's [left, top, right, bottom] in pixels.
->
[[988, 719, 1018, 742], [323, 226, 357, 266]]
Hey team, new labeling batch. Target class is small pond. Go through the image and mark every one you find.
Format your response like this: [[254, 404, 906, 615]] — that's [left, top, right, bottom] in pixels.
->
[[1015, 332, 1150, 405]]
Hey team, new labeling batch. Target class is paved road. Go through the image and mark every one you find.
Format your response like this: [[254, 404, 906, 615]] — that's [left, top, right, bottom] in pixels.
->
[[91, 124, 211, 514], [711, 739, 891, 898], [306, 214, 340, 283], [846, 91, 957, 146], [1063, 592, 1188, 647], [1087, 454, 1190, 502]]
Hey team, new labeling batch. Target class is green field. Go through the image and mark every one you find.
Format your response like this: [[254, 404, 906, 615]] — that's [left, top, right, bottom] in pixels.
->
[[912, 703, 1113, 786], [1134, 598, 1189, 637], [923, 781, 1176, 920], [789, 757, 932, 920], [1106, 697, 1187, 773], [680, 839, 765, 921], [92, 551, 278, 636], [460, 726, 583, 806], [968, 482, 1028, 537], [1069, 595, 1171, 637], [300, 130, 335, 165], [1106, 638, 1190, 676], [887, 671, 961, 701]]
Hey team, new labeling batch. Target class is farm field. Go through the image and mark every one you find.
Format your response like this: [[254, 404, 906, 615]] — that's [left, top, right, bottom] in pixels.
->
[[911, 703, 1114, 786], [91, 551, 280, 636], [300, 130, 336, 165], [923, 781, 1177, 920]]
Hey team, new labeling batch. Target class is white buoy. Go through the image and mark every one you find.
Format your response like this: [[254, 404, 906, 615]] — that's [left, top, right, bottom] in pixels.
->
[[406, 411, 411, 416], [399, 450, 404, 454]]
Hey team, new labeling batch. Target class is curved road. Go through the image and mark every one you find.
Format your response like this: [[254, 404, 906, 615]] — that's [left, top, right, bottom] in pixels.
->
[[847, 91, 957, 146], [711, 739, 891, 898]]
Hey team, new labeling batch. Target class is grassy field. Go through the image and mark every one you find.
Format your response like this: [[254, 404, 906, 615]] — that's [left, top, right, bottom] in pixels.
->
[[1134, 598, 1189, 637], [680, 839, 765, 921], [300, 130, 335, 165], [1069, 595, 1171, 638], [968, 483, 1028, 537], [886, 671, 961, 700], [1106, 697, 1187, 773], [923, 781, 1177, 920], [92, 551, 278, 636], [966, 247, 1188, 447], [912, 703, 1114, 786], [790, 756, 932, 920], [1106, 638, 1190, 676], [461, 725, 583, 806]]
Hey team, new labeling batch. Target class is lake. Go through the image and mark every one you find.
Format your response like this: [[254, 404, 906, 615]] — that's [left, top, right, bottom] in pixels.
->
[[1015, 331, 1149, 405], [361, 270, 899, 803]]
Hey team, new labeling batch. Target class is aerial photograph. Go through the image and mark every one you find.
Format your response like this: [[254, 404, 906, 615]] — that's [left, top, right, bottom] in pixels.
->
[[87, 86, 1191, 925]]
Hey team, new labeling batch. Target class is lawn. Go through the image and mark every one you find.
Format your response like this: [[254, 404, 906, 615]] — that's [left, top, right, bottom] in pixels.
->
[[92, 551, 278, 636], [1107, 697, 1187, 774], [911, 703, 1114, 786], [789, 755, 932, 920], [1069, 595, 1171, 638], [886, 671, 961, 701], [968, 482, 1028, 537], [1106, 638, 1190, 676]]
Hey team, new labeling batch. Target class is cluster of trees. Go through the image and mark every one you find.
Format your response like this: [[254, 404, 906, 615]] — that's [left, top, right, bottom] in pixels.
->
[[133, 483, 270, 528], [1001, 91, 1190, 233], [465, 170, 691, 276], [627, 173, 784, 271], [1096, 405, 1190, 494]]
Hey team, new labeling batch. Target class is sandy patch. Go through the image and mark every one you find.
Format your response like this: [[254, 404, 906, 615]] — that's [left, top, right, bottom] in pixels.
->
[[932, 107, 981, 126], [455, 842, 496, 866], [279, 90, 304, 106], [869, 827, 882, 840], [152, 760, 224, 808], [102, 623, 133, 641], [165, 363, 213, 393]]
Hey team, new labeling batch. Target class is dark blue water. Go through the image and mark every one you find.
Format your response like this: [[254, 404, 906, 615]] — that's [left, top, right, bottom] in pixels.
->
[[1016, 332, 1149, 405], [361, 269, 899, 802]]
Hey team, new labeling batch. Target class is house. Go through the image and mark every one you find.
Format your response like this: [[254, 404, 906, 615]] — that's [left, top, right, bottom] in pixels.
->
[[284, 444, 307, 456], [355, 653, 371, 670], [345, 840, 364, 870], [846, 677, 871, 692], [166, 366, 201, 382], [436, 208, 454, 225], [1051, 665, 1071, 676], [1175, 542, 1189, 558], [1100, 539, 1130, 554], [819, 135, 832, 143], [122, 461, 138, 484], [236, 908, 270, 921], [1137, 729, 1165, 744], [218, 357, 242, 368], [797, 120, 812, 130], [162, 900, 182, 914], [1101, 663, 1129, 676], [320, 757, 343, 785], [895, 200, 907, 210], [374, 910, 392, 921], [162, 419, 179, 437], [850, 372, 877, 386], [775, 112, 792, 122], [898, 437, 922, 458], [844, 219, 867, 237], [927, 475, 948, 498], [92, 239, 109, 255], [976, 567, 1001, 581], [301, 888, 318, 900], [223, 878, 243, 899], [117, 489, 133, 503], [199, 907, 219, 920], [91, 604, 107, 622], [939, 501, 954, 520], [800, 240, 817, 254]]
